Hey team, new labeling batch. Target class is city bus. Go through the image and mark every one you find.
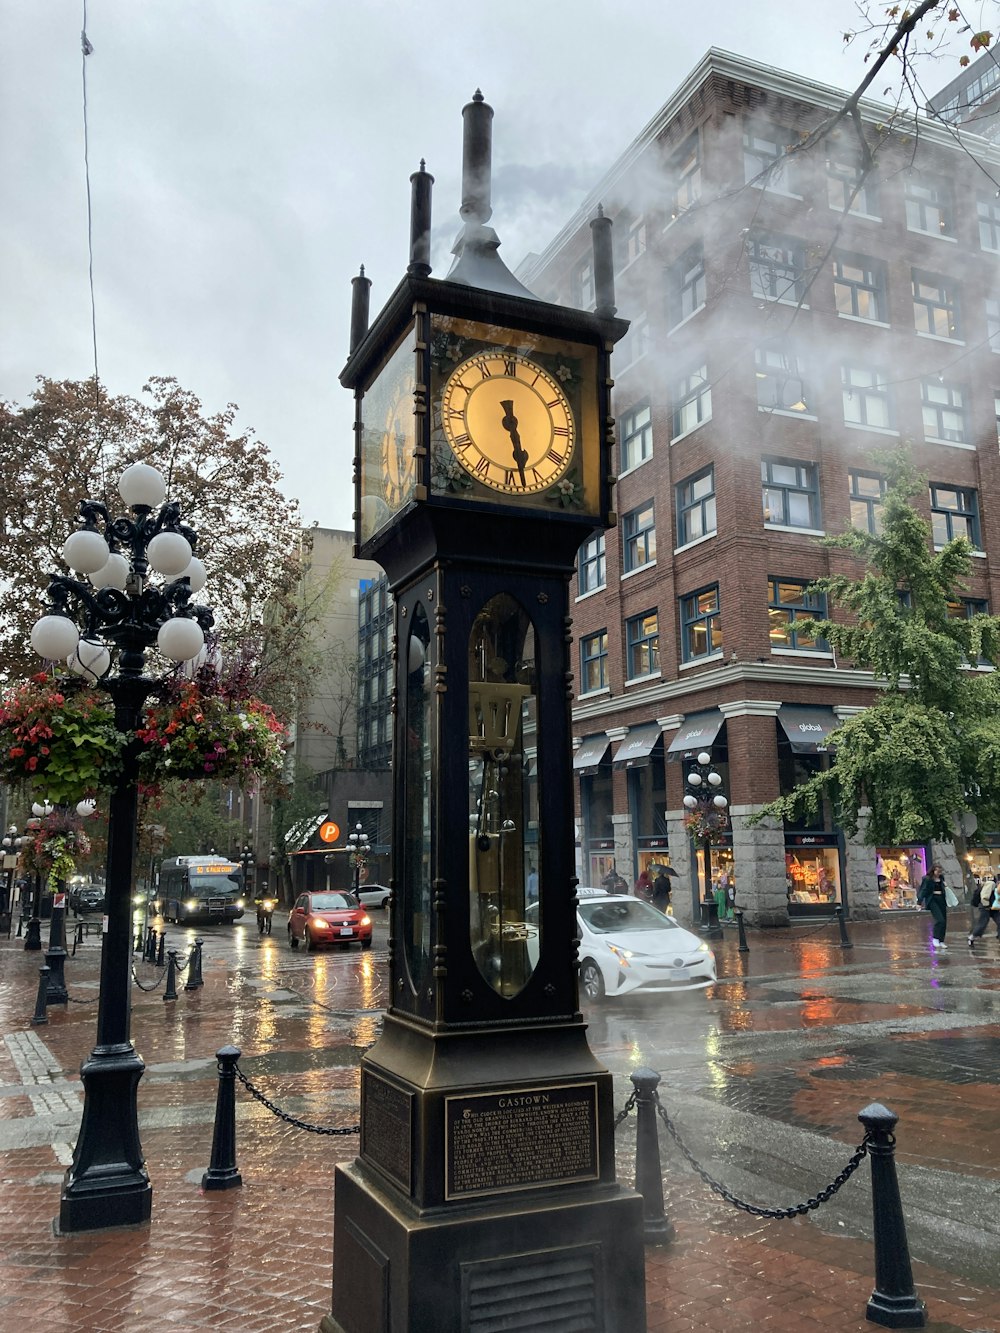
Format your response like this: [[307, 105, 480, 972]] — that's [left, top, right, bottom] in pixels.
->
[[158, 856, 246, 924]]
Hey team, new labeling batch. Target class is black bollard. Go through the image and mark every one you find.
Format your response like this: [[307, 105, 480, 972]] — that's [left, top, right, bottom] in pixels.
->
[[72, 921, 83, 957], [156, 931, 165, 967], [16, 913, 23, 937], [735, 908, 750, 953], [163, 950, 179, 1002], [202, 1045, 243, 1190], [836, 904, 854, 950], [629, 1067, 674, 1245], [23, 914, 42, 951], [145, 926, 157, 963], [44, 898, 69, 1006], [185, 937, 204, 991], [858, 1103, 926, 1328], [31, 966, 50, 1025], [134, 924, 143, 953]]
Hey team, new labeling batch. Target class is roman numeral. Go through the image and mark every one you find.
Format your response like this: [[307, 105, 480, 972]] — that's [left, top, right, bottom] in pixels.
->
[[446, 407, 464, 419], [503, 358, 518, 377], [473, 456, 491, 477], [504, 469, 517, 487], [476, 361, 492, 378], [452, 433, 471, 450], [553, 425, 570, 436], [530, 468, 544, 485], [546, 447, 566, 465], [546, 398, 561, 409]]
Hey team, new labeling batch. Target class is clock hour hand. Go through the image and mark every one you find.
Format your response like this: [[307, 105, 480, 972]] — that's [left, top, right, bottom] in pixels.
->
[[500, 400, 528, 486]]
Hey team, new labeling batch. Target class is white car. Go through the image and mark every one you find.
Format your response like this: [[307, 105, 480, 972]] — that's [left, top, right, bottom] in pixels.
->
[[526, 893, 716, 1001], [355, 883, 391, 910]]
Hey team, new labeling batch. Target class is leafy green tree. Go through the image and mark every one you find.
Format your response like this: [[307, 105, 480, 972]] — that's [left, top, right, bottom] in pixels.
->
[[752, 450, 1000, 873], [268, 767, 327, 906]]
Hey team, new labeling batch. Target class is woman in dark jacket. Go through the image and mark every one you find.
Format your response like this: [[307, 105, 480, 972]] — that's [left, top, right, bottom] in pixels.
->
[[917, 863, 949, 950]]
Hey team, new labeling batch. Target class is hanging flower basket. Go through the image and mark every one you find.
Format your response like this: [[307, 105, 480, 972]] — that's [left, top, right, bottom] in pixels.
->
[[0, 673, 286, 804], [0, 674, 123, 804], [137, 681, 286, 786], [20, 808, 93, 891], [683, 807, 729, 845]]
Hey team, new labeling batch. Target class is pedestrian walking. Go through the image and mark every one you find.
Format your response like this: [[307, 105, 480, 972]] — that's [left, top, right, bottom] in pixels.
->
[[715, 869, 730, 922], [634, 869, 652, 902], [968, 875, 999, 946], [651, 868, 671, 914], [917, 862, 950, 949]]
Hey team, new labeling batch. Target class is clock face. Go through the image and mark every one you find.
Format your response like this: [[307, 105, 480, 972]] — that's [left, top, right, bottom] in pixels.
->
[[358, 328, 416, 544], [441, 352, 575, 495]]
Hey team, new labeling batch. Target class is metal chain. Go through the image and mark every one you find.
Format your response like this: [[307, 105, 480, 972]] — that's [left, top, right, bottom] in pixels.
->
[[613, 1089, 637, 1132], [653, 1090, 869, 1218], [234, 1063, 360, 1136], [131, 963, 167, 993], [67, 991, 100, 1004]]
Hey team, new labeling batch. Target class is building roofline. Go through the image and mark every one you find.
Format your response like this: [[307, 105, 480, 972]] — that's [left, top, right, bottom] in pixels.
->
[[519, 46, 1000, 284]]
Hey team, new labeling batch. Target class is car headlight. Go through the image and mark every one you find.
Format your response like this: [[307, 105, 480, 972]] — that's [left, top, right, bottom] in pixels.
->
[[235, 898, 244, 908], [132, 895, 144, 905], [185, 899, 198, 910], [312, 917, 331, 930], [697, 942, 711, 954], [606, 943, 632, 967], [360, 915, 371, 927]]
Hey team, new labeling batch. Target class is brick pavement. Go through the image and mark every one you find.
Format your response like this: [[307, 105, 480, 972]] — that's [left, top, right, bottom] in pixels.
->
[[0, 916, 998, 1332]]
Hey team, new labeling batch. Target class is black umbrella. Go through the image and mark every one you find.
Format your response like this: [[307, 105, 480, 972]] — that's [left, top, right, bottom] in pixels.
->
[[652, 864, 679, 877]]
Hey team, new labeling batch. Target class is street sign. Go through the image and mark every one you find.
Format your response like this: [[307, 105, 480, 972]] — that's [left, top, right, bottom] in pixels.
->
[[319, 821, 340, 844], [53, 892, 66, 909], [957, 812, 978, 838]]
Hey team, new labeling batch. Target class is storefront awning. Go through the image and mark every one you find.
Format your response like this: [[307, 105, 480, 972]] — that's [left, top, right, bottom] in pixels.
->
[[284, 811, 328, 852], [665, 710, 724, 761], [573, 734, 610, 776], [777, 705, 839, 753], [612, 723, 663, 770]]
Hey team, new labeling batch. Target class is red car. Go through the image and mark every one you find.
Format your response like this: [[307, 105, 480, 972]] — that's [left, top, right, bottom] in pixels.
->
[[288, 891, 372, 951]]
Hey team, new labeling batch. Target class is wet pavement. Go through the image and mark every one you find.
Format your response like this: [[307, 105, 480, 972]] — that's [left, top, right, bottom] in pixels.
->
[[1, 908, 998, 1331]]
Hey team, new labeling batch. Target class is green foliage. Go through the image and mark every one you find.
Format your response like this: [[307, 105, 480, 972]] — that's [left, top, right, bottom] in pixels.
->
[[752, 447, 1000, 846]]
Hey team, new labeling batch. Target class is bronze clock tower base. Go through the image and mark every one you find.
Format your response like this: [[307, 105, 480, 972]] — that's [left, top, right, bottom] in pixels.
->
[[320, 1014, 645, 1333]]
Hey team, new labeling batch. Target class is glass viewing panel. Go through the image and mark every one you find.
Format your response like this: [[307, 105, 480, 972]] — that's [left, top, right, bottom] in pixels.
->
[[403, 605, 432, 992], [467, 594, 539, 997]]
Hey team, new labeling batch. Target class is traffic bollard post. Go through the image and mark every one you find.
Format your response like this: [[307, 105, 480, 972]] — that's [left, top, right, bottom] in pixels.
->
[[630, 1067, 674, 1245], [202, 1045, 243, 1191], [156, 931, 165, 967], [163, 950, 179, 1002], [185, 938, 204, 991], [31, 967, 50, 1025], [735, 908, 750, 953], [836, 905, 854, 950], [858, 1103, 926, 1328]]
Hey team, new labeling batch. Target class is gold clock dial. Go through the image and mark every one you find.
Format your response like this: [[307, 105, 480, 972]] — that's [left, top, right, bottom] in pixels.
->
[[441, 352, 575, 494]]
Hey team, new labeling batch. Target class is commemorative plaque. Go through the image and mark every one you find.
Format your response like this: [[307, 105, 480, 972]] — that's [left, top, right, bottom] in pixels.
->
[[361, 1069, 413, 1192], [444, 1082, 599, 1200]]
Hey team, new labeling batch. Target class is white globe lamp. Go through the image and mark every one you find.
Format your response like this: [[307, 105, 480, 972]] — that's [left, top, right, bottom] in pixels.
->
[[147, 531, 193, 577], [119, 463, 166, 509], [67, 638, 112, 680], [91, 553, 130, 591], [62, 529, 111, 574], [31, 614, 80, 660], [157, 617, 205, 662]]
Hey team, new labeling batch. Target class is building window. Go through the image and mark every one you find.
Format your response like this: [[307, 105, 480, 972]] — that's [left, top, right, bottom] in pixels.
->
[[667, 244, 706, 327], [849, 470, 886, 534], [762, 457, 820, 529], [676, 466, 717, 546], [833, 254, 887, 321], [619, 402, 653, 471], [617, 311, 650, 368], [669, 133, 701, 217], [987, 298, 1000, 353], [826, 154, 879, 215], [978, 196, 1000, 251], [904, 176, 954, 236], [671, 364, 711, 439], [743, 122, 797, 193], [578, 533, 606, 595], [912, 270, 961, 339], [618, 215, 647, 271], [921, 378, 968, 444], [747, 234, 806, 303], [842, 364, 894, 431], [574, 257, 594, 309], [768, 579, 828, 652], [755, 345, 811, 414], [625, 609, 660, 679], [948, 597, 989, 619], [930, 484, 980, 546], [580, 631, 609, 693], [680, 586, 721, 662], [622, 502, 656, 572]]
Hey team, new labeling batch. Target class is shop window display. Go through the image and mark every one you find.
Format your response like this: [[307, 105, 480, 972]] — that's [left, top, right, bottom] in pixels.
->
[[785, 848, 840, 905], [875, 847, 926, 909], [696, 843, 735, 902]]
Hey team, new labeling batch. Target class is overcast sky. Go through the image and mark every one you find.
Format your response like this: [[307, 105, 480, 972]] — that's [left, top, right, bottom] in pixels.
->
[[1, 1, 961, 530]]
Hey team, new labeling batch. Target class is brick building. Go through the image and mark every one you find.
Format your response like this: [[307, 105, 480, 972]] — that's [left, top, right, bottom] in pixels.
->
[[518, 48, 1000, 926]]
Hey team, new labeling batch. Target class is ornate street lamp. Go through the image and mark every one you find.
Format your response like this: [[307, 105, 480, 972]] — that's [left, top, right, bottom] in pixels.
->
[[240, 841, 254, 899], [348, 822, 370, 897], [21, 800, 53, 950], [683, 750, 728, 939], [43, 798, 99, 1006], [29, 461, 213, 1233], [1, 823, 26, 931]]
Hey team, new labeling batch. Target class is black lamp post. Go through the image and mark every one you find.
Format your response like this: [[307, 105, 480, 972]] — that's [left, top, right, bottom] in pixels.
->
[[240, 841, 253, 899], [1, 823, 26, 931], [22, 801, 53, 950], [683, 750, 728, 940], [28, 462, 213, 1233], [348, 822, 370, 896]]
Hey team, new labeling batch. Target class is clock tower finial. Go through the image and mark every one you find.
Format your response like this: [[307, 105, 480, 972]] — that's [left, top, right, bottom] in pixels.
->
[[447, 91, 535, 298]]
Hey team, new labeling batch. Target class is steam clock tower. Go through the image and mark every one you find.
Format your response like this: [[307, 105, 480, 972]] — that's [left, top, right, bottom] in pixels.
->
[[323, 93, 645, 1332]]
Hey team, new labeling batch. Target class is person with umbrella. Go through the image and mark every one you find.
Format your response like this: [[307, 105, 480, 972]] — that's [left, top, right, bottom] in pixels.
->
[[651, 865, 674, 914]]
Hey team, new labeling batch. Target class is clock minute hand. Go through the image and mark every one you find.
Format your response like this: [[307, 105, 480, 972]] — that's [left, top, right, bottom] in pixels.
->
[[500, 399, 528, 486]]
